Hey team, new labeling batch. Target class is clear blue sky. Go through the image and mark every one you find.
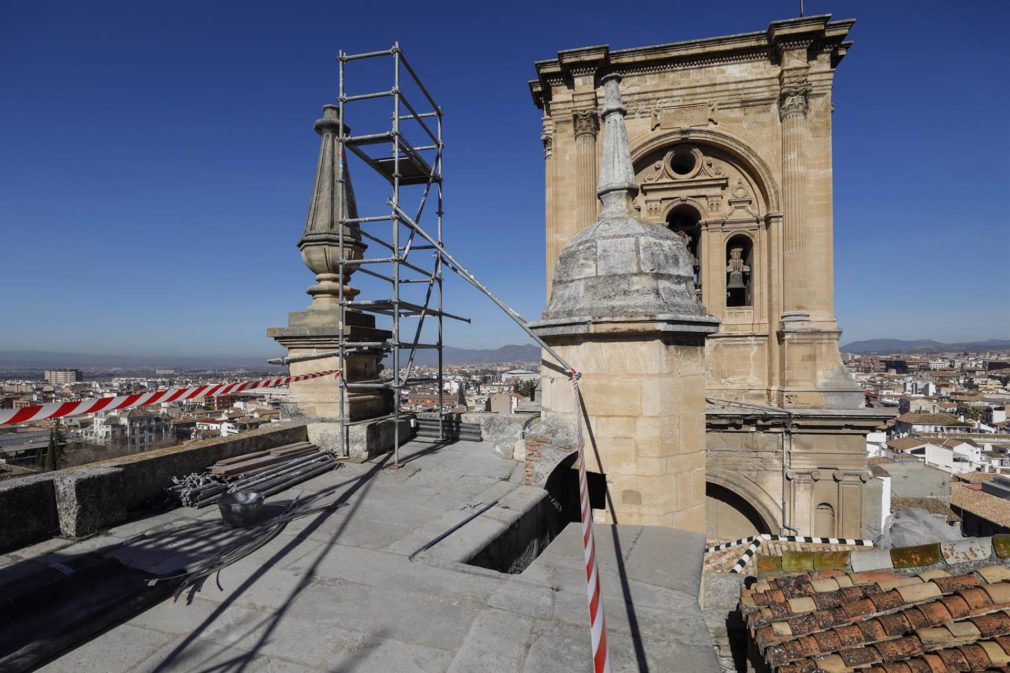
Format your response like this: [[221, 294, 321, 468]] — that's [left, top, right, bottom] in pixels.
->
[[2, 0, 1007, 359]]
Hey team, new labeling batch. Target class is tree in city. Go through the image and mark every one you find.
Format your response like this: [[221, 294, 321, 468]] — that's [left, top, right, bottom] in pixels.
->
[[40, 420, 66, 471], [957, 404, 985, 422], [513, 379, 537, 399]]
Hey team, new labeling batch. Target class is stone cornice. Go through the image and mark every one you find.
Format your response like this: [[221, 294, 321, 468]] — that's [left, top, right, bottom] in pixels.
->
[[530, 313, 720, 340], [531, 15, 854, 110], [706, 405, 895, 433]]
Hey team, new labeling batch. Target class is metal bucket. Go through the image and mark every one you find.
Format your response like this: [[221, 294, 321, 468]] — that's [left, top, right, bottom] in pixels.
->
[[217, 490, 264, 528]]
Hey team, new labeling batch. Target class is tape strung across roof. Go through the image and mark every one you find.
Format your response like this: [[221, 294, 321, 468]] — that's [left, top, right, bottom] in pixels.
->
[[0, 370, 340, 427]]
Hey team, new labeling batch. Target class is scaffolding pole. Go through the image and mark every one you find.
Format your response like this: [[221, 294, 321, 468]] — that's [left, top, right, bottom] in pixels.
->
[[334, 43, 461, 466]]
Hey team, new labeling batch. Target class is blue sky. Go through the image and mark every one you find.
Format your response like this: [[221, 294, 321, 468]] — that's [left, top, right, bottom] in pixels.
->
[[1, 0, 1007, 359]]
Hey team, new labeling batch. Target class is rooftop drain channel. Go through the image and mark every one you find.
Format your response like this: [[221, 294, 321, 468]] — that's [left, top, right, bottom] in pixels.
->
[[457, 456, 595, 575]]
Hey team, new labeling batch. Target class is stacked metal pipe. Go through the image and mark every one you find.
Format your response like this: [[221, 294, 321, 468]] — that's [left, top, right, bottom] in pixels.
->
[[168, 451, 337, 508]]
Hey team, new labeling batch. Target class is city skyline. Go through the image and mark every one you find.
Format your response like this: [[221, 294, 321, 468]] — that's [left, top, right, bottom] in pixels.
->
[[2, 0, 1007, 358]]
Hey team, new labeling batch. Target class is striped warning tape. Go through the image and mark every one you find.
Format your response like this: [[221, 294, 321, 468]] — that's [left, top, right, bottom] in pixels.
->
[[0, 370, 341, 426], [706, 534, 873, 554], [714, 534, 875, 574], [705, 535, 761, 553], [570, 370, 612, 673], [729, 539, 763, 574]]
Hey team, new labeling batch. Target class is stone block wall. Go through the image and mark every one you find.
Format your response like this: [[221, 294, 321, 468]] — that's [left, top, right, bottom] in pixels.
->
[[540, 337, 708, 531], [0, 474, 58, 553], [0, 422, 308, 551]]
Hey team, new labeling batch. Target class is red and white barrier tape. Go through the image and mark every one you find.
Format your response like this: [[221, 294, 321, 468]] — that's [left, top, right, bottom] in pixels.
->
[[0, 370, 341, 426], [570, 370, 612, 673]]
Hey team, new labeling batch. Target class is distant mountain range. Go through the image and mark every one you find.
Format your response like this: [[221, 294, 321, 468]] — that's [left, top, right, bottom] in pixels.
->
[[0, 344, 542, 370], [840, 339, 1010, 355], [407, 344, 540, 366], [0, 350, 285, 370]]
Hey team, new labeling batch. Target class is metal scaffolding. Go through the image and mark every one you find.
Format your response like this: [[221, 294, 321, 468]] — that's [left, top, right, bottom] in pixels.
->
[[273, 43, 577, 464], [336, 43, 468, 465]]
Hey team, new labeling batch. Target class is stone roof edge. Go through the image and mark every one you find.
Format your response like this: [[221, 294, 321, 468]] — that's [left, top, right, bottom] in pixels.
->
[[752, 535, 1010, 579], [530, 15, 854, 108]]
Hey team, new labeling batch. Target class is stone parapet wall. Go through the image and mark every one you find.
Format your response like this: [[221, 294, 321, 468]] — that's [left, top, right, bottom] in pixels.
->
[[0, 422, 308, 552]]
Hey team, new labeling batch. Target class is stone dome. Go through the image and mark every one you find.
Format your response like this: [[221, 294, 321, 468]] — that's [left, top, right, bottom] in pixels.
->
[[543, 213, 704, 320]]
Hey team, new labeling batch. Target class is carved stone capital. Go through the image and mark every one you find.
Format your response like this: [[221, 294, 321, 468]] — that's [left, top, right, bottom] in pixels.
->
[[785, 469, 815, 483], [833, 469, 870, 483], [573, 109, 599, 139], [779, 79, 811, 120], [541, 132, 553, 159]]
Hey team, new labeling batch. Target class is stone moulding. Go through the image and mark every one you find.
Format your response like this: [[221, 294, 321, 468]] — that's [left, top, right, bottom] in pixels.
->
[[529, 313, 719, 339], [630, 127, 782, 214]]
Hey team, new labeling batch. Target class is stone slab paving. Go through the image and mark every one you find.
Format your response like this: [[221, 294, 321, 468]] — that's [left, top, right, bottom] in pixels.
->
[[9, 438, 719, 673]]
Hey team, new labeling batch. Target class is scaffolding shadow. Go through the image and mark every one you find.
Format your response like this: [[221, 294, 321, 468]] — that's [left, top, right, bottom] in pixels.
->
[[148, 452, 392, 673]]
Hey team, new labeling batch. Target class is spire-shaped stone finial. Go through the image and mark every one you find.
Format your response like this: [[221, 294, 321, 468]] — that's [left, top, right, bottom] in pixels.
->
[[298, 104, 366, 309], [596, 74, 639, 217]]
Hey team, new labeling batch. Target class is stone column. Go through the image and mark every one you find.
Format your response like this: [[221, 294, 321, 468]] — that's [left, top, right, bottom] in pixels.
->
[[572, 108, 599, 230], [542, 122, 555, 298], [779, 77, 811, 316]]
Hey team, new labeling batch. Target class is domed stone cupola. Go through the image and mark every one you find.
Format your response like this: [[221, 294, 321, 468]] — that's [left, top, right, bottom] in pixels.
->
[[543, 213, 703, 321], [539, 73, 715, 332]]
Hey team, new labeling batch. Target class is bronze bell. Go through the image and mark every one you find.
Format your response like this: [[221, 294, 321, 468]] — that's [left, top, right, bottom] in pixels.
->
[[727, 271, 747, 290]]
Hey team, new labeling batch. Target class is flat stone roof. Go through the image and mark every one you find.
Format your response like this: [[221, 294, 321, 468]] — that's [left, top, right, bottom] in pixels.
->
[[3, 437, 717, 672]]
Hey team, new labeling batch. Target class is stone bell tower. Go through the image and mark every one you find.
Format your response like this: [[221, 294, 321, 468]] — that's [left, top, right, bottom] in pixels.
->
[[532, 17, 893, 540], [268, 105, 394, 456], [531, 75, 719, 531]]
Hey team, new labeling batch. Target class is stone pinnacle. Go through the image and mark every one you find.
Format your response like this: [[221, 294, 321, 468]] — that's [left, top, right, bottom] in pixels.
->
[[596, 74, 639, 217]]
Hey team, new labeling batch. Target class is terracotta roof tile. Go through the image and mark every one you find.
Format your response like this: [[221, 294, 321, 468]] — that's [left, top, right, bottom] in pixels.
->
[[917, 601, 954, 627], [905, 606, 931, 630], [841, 645, 882, 666], [941, 594, 971, 619], [980, 581, 1010, 604], [957, 642, 990, 669], [977, 565, 1010, 583], [872, 589, 910, 611], [842, 597, 878, 619], [812, 590, 844, 610], [739, 539, 1010, 673], [834, 623, 865, 648], [951, 483, 1010, 528], [879, 612, 914, 637], [933, 574, 981, 593], [919, 653, 947, 673], [958, 587, 994, 611], [979, 639, 1010, 666], [860, 618, 889, 642], [971, 611, 1010, 637], [934, 647, 969, 670], [811, 628, 842, 653], [876, 635, 925, 661]]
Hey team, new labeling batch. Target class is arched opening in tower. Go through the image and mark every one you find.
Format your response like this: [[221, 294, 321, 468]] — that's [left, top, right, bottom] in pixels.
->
[[725, 233, 754, 308], [705, 482, 772, 540], [666, 204, 702, 293]]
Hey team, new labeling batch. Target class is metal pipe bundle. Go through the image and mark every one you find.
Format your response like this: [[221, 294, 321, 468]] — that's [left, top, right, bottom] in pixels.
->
[[170, 451, 338, 508]]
